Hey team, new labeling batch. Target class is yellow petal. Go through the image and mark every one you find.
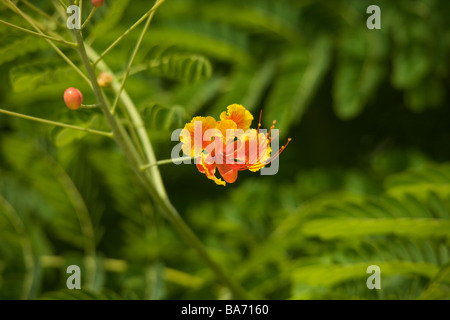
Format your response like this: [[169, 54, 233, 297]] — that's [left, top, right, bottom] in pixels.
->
[[220, 104, 253, 131], [216, 119, 237, 140], [180, 116, 217, 157]]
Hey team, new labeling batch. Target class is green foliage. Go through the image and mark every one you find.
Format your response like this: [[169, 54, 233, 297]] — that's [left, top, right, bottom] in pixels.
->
[[0, 36, 48, 67], [141, 103, 187, 131], [146, 50, 212, 83], [10, 61, 82, 93], [0, 0, 449, 301], [41, 289, 122, 300]]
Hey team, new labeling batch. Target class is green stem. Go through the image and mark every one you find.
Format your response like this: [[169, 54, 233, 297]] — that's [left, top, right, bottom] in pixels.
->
[[74, 31, 251, 300], [121, 105, 146, 159], [0, 109, 114, 138], [86, 45, 168, 200], [81, 7, 96, 29], [0, 19, 77, 47], [117, 64, 148, 80], [80, 104, 99, 108], [111, 9, 155, 114], [140, 157, 193, 170], [56, 0, 67, 10]]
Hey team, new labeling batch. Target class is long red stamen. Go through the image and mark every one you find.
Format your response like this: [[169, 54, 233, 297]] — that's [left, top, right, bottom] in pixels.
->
[[257, 110, 262, 134], [216, 109, 291, 171], [223, 137, 291, 171], [242, 137, 292, 171]]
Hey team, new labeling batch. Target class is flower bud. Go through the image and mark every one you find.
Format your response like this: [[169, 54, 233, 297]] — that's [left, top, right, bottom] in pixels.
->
[[97, 72, 113, 88]]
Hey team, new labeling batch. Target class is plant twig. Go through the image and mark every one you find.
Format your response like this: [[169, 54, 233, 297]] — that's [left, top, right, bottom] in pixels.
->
[[81, 7, 96, 29], [86, 45, 169, 199], [56, 0, 67, 10], [110, 9, 155, 115], [0, 19, 77, 47], [0, 109, 114, 138], [140, 157, 193, 170]]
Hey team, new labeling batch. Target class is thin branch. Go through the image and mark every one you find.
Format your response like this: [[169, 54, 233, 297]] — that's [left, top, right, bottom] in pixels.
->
[[0, 109, 114, 138], [56, 0, 67, 10], [111, 5, 158, 114], [85, 44, 169, 198], [120, 105, 146, 159], [91, 0, 166, 67], [117, 64, 148, 80], [80, 104, 99, 108], [140, 157, 193, 170], [81, 7, 96, 29], [0, 19, 77, 47]]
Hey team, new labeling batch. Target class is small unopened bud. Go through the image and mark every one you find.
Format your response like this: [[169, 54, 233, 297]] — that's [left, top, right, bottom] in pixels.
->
[[97, 72, 113, 88]]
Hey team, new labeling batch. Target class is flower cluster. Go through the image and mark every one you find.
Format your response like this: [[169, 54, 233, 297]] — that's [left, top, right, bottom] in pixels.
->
[[180, 104, 291, 186]]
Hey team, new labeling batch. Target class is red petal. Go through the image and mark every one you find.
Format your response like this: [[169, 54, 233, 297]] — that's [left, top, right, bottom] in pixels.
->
[[196, 156, 215, 176], [217, 164, 238, 183]]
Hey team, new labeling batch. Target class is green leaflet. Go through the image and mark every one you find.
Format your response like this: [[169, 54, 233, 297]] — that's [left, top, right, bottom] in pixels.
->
[[10, 61, 84, 92], [147, 53, 212, 83], [301, 218, 450, 239], [141, 103, 187, 131], [419, 264, 450, 300], [292, 261, 439, 287]]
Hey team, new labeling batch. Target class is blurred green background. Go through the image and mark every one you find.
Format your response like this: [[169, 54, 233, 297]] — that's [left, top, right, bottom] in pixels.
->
[[0, 0, 450, 299]]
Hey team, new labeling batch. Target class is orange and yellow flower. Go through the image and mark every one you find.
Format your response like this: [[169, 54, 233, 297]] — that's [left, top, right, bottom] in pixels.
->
[[180, 104, 290, 186]]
